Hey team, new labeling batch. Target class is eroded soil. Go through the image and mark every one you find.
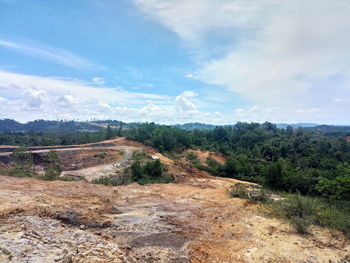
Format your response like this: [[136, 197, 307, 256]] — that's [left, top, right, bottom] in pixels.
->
[[0, 176, 349, 263]]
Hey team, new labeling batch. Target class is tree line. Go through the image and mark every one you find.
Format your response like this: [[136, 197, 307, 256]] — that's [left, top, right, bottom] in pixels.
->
[[126, 122, 350, 200]]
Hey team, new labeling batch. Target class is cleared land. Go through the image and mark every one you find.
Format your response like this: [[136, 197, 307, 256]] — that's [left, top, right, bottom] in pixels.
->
[[0, 138, 349, 263]]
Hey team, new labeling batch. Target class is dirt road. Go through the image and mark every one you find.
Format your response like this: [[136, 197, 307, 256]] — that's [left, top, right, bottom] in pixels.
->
[[61, 147, 136, 181]]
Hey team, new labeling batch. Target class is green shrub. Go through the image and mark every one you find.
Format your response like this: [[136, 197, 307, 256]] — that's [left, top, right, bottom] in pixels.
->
[[130, 161, 143, 181], [9, 146, 35, 177], [42, 150, 62, 180], [316, 164, 350, 200], [143, 159, 163, 178]]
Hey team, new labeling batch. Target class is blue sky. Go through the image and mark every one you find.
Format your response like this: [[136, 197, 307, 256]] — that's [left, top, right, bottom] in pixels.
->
[[0, 0, 349, 124]]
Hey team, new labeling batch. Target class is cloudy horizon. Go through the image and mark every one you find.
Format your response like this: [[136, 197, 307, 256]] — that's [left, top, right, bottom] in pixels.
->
[[1, 0, 349, 124]]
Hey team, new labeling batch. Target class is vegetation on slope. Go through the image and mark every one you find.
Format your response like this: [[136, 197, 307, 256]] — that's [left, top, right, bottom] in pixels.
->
[[229, 183, 350, 237], [127, 122, 350, 200]]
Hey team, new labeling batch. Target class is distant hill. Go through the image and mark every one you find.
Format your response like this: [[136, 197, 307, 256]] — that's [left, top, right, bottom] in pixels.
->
[[1, 119, 350, 137], [172, 122, 321, 131], [171, 122, 217, 131], [305, 125, 350, 137], [276, 123, 319, 129], [0, 119, 100, 132]]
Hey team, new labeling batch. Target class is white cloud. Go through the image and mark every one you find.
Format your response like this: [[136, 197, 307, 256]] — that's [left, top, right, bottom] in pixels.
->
[[23, 89, 47, 110], [0, 70, 229, 124], [56, 95, 76, 107], [174, 91, 199, 113], [135, 0, 350, 124], [134, 0, 274, 44], [185, 73, 194, 79], [0, 39, 97, 69], [92, 77, 105, 85]]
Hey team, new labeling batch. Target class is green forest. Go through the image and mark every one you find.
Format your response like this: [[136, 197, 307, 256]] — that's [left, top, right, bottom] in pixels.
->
[[0, 119, 349, 201], [126, 122, 350, 201]]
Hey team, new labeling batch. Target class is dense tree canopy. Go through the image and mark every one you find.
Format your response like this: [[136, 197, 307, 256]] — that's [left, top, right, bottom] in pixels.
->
[[126, 122, 350, 200]]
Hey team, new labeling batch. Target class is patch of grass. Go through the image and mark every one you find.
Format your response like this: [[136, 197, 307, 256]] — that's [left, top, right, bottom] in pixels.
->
[[270, 194, 350, 237]]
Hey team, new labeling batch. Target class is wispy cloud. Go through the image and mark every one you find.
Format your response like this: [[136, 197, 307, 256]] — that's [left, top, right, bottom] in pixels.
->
[[134, 0, 350, 124], [0, 39, 98, 69]]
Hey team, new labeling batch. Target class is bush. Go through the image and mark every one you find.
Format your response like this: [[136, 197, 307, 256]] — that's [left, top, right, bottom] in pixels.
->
[[130, 161, 143, 181], [9, 146, 35, 177], [130, 159, 173, 185], [316, 164, 350, 200], [143, 159, 163, 178]]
